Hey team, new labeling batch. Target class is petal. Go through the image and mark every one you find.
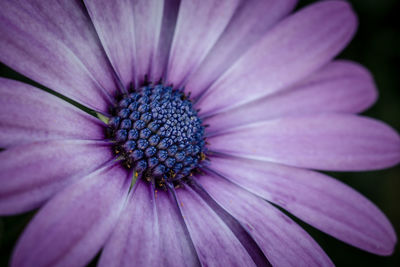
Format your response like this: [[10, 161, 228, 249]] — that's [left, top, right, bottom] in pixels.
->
[[196, 174, 333, 266], [0, 79, 105, 148], [0, 140, 113, 215], [0, 0, 117, 111], [131, 0, 167, 84], [167, 0, 240, 87], [153, 189, 199, 266], [150, 0, 181, 82], [84, 0, 179, 86], [174, 185, 256, 266], [205, 60, 378, 134], [196, 1, 357, 115], [83, 0, 136, 89], [207, 157, 397, 255], [208, 114, 400, 171], [11, 163, 129, 267], [186, 0, 298, 98], [99, 180, 199, 267]]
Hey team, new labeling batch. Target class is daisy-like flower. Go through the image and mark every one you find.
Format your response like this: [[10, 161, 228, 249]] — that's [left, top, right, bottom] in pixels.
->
[[0, 0, 399, 266]]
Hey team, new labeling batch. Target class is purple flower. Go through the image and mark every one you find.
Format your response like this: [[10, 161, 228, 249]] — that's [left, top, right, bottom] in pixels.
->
[[0, 0, 399, 266]]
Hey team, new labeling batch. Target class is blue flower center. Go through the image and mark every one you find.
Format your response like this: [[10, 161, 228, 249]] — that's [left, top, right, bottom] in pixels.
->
[[107, 84, 206, 188]]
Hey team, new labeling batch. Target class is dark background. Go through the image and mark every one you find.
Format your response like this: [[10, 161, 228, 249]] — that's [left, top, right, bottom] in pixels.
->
[[0, 0, 399, 266]]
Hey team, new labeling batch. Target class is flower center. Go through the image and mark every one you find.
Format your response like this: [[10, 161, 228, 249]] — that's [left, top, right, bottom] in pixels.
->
[[107, 84, 206, 188]]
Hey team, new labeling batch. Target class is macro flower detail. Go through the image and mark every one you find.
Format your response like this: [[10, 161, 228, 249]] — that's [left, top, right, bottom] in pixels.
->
[[0, 0, 399, 267], [107, 84, 206, 186]]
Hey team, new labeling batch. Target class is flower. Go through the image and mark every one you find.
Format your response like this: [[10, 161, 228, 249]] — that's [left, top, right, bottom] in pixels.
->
[[0, 0, 399, 266]]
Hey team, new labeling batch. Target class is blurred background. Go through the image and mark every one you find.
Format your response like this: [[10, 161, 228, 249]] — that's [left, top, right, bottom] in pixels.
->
[[0, 0, 399, 266]]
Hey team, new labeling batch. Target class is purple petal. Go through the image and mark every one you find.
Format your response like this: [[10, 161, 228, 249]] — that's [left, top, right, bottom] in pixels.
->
[[186, 0, 298, 98], [11, 163, 129, 267], [205, 60, 377, 134], [167, 0, 240, 87], [0, 140, 113, 215], [0, 79, 105, 148], [83, 0, 136, 89], [174, 185, 256, 266], [207, 157, 397, 255], [99, 180, 198, 267], [84, 0, 178, 86], [0, 0, 117, 111], [208, 114, 400, 171], [197, 174, 333, 266], [131, 0, 167, 84], [195, 1, 357, 115], [150, 0, 181, 82]]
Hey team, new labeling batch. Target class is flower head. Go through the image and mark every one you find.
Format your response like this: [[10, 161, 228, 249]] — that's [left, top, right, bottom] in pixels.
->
[[0, 0, 399, 266]]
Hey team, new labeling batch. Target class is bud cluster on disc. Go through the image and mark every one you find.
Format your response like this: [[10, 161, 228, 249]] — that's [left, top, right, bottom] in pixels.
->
[[107, 84, 206, 187]]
